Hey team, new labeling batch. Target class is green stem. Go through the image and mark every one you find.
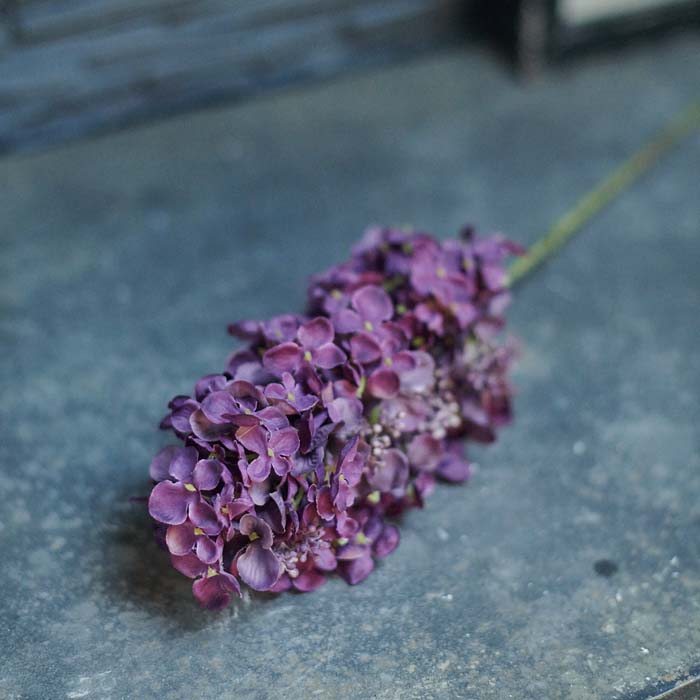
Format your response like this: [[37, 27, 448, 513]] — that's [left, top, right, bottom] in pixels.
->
[[507, 100, 700, 287]]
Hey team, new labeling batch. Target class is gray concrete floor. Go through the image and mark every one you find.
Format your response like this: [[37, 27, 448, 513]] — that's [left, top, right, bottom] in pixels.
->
[[1, 32, 700, 700]]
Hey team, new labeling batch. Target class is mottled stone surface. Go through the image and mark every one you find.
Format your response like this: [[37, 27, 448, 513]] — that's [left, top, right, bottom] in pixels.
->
[[1, 33, 699, 700]]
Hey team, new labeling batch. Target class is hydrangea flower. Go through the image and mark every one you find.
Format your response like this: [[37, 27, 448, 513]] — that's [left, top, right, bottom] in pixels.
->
[[147, 225, 521, 609]]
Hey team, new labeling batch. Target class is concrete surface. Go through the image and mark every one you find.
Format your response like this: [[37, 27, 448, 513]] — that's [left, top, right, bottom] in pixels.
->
[[1, 32, 699, 700]]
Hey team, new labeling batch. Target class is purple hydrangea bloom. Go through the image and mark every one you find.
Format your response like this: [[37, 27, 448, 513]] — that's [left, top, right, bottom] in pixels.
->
[[147, 224, 521, 609]]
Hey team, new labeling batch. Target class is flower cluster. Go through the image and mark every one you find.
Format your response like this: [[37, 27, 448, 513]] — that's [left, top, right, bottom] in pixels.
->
[[148, 225, 522, 610]]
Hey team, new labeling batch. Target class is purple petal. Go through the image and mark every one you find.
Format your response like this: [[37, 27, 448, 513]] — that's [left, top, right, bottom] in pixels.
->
[[239, 514, 274, 548], [189, 499, 221, 534], [255, 406, 290, 430], [189, 409, 233, 441], [295, 393, 319, 412], [194, 374, 228, 401], [262, 342, 302, 373], [298, 317, 334, 349], [248, 455, 272, 482], [407, 434, 442, 471], [352, 285, 393, 324], [235, 424, 268, 455], [229, 379, 266, 407], [201, 391, 239, 422], [168, 446, 198, 482], [327, 397, 364, 434], [192, 574, 233, 611], [390, 351, 417, 374], [148, 481, 192, 525], [236, 542, 282, 591], [263, 314, 300, 343], [271, 455, 292, 477], [193, 459, 223, 491], [436, 455, 471, 483], [336, 543, 368, 561], [170, 552, 207, 579], [373, 525, 400, 558], [227, 319, 262, 341], [336, 511, 360, 538], [350, 332, 382, 364], [169, 400, 198, 434], [370, 448, 408, 493], [219, 570, 242, 595], [333, 308, 361, 334], [399, 351, 435, 392], [367, 368, 400, 399], [196, 536, 224, 564], [293, 569, 326, 592], [314, 547, 337, 571], [264, 382, 287, 401], [149, 445, 177, 481], [269, 427, 300, 456], [270, 574, 293, 593], [316, 486, 334, 520], [311, 343, 347, 369], [338, 554, 375, 585], [451, 301, 479, 329], [165, 523, 195, 556]]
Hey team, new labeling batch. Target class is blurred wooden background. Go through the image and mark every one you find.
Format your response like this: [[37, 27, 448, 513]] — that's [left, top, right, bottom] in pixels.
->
[[0, 0, 468, 153]]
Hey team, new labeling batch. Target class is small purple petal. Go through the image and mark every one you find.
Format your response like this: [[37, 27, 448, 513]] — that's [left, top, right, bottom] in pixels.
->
[[264, 382, 287, 402], [235, 424, 268, 455], [269, 427, 300, 456], [298, 317, 334, 349], [407, 434, 442, 471], [194, 374, 228, 401], [334, 308, 361, 334], [390, 351, 417, 374], [255, 406, 290, 431], [148, 481, 192, 525], [247, 455, 271, 482], [295, 394, 319, 412], [336, 511, 360, 538], [193, 459, 223, 491], [367, 368, 400, 399], [436, 455, 471, 483], [271, 455, 292, 477], [236, 542, 282, 591], [201, 391, 239, 422], [352, 285, 393, 323], [311, 343, 347, 369], [169, 400, 198, 434], [327, 397, 364, 434], [189, 409, 233, 441], [168, 446, 198, 482], [239, 514, 274, 548], [170, 552, 207, 579], [165, 523, 195, 556], [189, 499, 221, 534], [262, 342, 302, 373], [338, 554, 375, 585], [196, 536, 224, 564], [293, 569, 326, 592], [399, 351, 435, 392], [149, 445, 178, 481], [373, 525, 400, 558], [314, 547, 337, 571], [263, 314, 300, 343], [316, 486, 334, 520], [192, 574, 233, 611], [350, 332, 382, 364]]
